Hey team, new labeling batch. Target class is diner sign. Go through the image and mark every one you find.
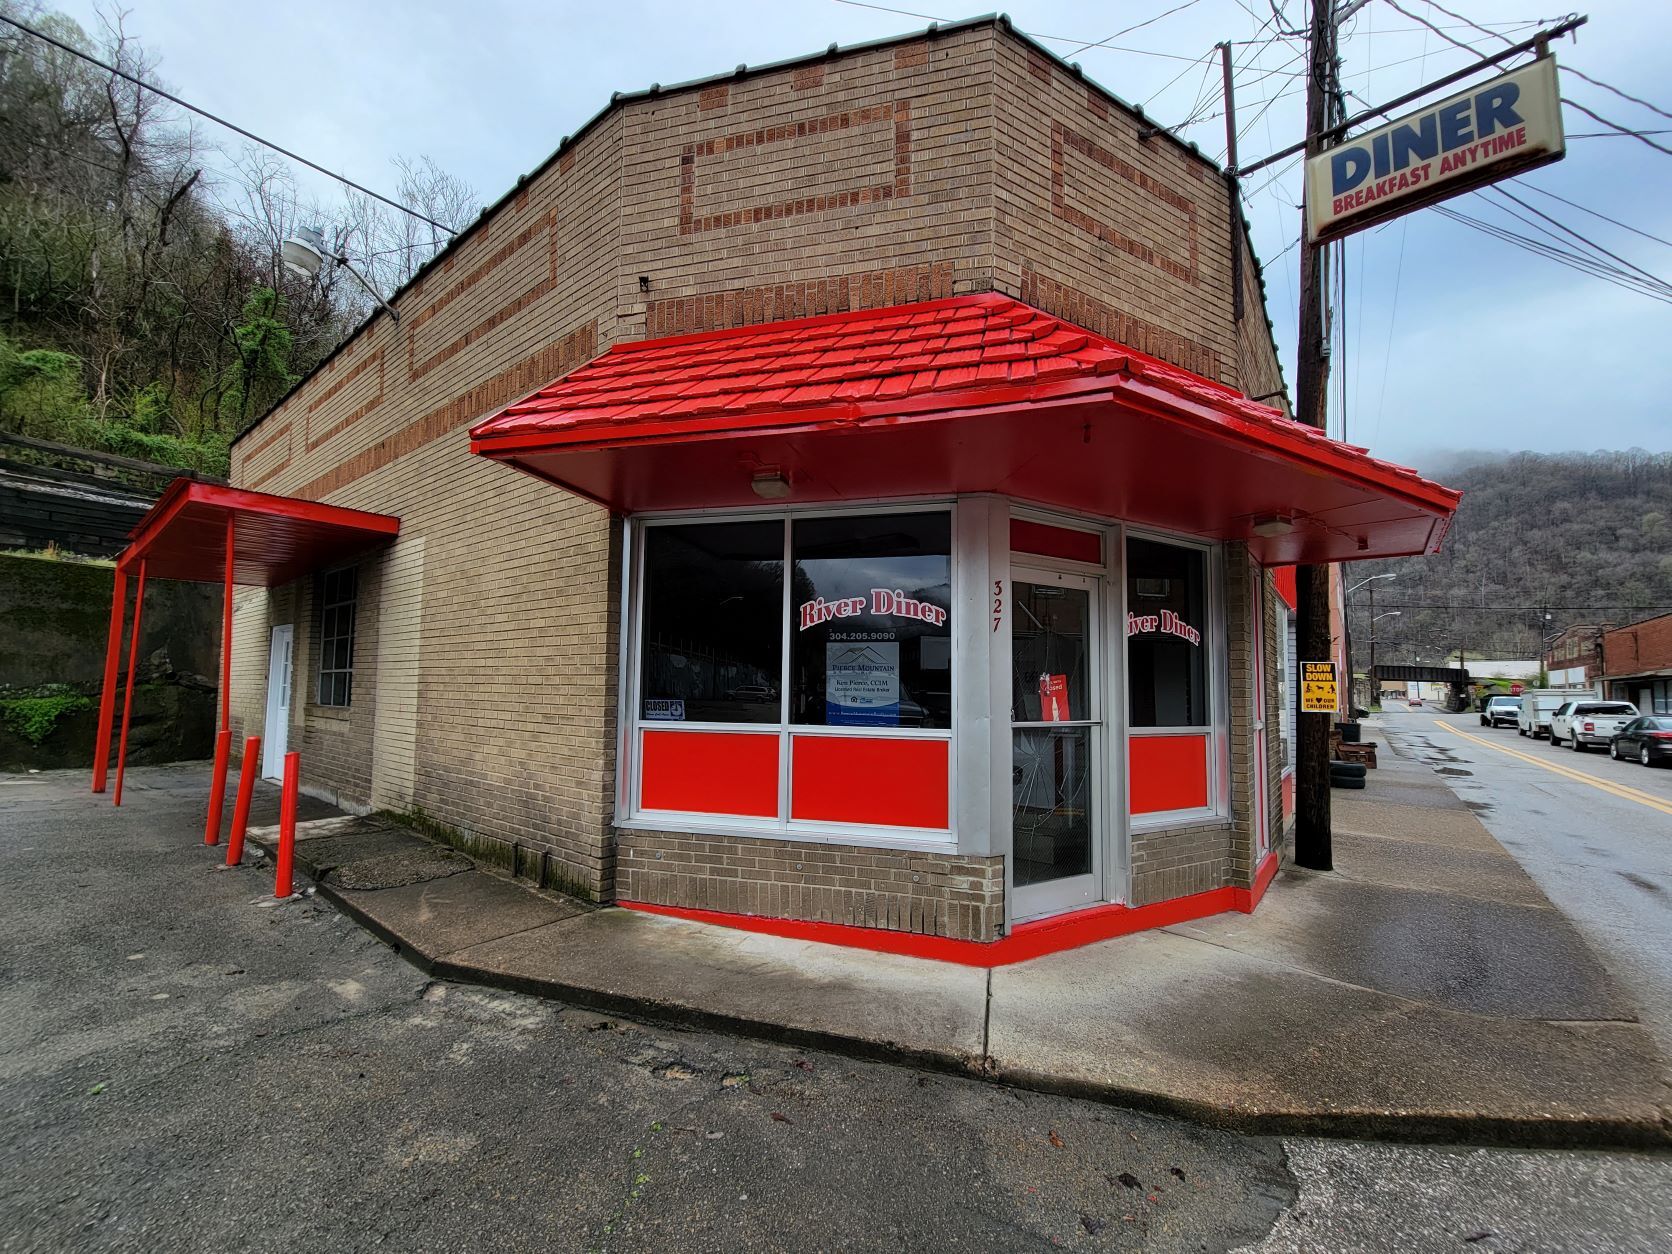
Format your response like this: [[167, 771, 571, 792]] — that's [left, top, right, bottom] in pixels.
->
[[1305, 58, 1565, 243], [1126, 610, 1201, 646], [799, 590, 948, 631]]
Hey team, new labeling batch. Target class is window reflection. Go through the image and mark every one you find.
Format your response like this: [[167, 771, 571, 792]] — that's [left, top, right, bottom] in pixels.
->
[[1127, 538, 1208, 727], [641, 522, 783, 724], [790, 513, 952, 728]]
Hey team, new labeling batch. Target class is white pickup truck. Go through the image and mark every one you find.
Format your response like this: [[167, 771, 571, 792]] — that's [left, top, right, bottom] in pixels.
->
[[1549, 699, 1640, 752]]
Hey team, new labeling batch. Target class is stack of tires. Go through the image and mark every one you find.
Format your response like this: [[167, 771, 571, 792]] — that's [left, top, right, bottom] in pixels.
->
[[1330, 760, 1367, 789]]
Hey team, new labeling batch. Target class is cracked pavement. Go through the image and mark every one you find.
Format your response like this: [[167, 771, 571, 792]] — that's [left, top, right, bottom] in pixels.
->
[[2, 764, 1668, 1252]]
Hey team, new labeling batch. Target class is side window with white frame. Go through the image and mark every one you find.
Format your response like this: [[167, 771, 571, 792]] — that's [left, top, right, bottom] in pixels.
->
[[316, 566, 358, 707]]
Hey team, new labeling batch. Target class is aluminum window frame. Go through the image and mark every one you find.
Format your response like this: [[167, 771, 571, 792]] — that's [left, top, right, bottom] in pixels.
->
[[1121, 525, 1231, 831], [618, 499, 960, 851]]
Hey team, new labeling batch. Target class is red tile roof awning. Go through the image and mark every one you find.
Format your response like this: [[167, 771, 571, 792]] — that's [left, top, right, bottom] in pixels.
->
[[470, 294, 1459, 564], [119, 479, 400, 585]]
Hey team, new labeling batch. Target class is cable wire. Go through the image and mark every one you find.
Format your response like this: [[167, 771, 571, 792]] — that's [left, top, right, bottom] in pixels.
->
[[0, 12, 457, 233]]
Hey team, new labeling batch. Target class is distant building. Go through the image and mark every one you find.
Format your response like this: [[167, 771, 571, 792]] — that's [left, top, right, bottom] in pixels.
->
[[1601, 613, 1672, 714], [1543, 624, 1611, 693]]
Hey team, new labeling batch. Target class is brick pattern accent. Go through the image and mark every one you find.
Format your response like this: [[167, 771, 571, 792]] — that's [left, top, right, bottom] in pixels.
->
[[618, 829, 1005, 942], [1020, 269, 1220, 379], [678, 102, 912, 235], [1050, 122, 1199, 285], [645, 262, 956, 337], [990, 35, 1238, 387]]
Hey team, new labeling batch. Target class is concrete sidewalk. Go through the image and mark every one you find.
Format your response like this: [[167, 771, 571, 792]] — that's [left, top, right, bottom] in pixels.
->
[[239, 737, 1670, 1149]]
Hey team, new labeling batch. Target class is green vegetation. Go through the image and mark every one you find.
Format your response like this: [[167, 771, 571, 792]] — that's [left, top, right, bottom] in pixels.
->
[[0, 684, 93, 744], [1350, 450, 1672, 663], [0, 4, 474, 476]]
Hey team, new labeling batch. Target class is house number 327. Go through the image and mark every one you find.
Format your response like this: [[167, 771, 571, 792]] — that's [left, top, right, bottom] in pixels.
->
[[992, 579, 1004, 633]]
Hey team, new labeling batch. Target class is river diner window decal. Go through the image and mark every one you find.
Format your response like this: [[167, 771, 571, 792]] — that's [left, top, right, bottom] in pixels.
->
[[631, 509, 953, 835]]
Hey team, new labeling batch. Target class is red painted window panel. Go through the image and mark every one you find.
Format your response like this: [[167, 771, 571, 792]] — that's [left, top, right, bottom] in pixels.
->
[[1129, 734, 1210, 814], [640, 730, 779, 818], [1010, 518, 1102, 564], [1273, 566, 1297, 610], [791, 735, 950, 830]]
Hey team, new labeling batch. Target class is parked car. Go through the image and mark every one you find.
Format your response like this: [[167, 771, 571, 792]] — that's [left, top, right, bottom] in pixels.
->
[[1549, 700, 1639, 751], [1479, 695, 1521, 727], [1516, 689, 1572, 739], [1610, 715, 1672, 766]]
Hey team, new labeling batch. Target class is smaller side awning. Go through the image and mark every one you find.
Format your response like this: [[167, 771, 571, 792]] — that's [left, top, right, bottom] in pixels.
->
[[470, 294, 1460, 565], [118, 478, 400, 585]]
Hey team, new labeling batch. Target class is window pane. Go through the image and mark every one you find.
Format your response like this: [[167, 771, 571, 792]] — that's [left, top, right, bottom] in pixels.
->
[[790, 513, 951, 728], [1126, 538, 1208, 727], [1013, 726, 1092, 885], [1011, 582, 1091, 723], [641, 521, 783, 724]]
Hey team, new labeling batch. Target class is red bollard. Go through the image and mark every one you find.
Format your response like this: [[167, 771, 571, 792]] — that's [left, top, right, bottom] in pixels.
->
[[204, 728, 232, 845], [225, 736, 261, 867], [274, 752, 299, 899]]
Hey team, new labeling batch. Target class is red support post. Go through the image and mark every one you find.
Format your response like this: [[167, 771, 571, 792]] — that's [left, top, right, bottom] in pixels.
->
[[203, 728, 232, 845], [112, 559, 148, 807], [226, 736, 261, 866], [92, 564, 128, 794], [220, 513, 234, 730], [275, 751, 299, 899]]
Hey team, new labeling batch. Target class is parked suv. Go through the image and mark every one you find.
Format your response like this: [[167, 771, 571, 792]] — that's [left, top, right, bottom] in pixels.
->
[[1516, 689, 1571, 739], [1549, 700, 1639, 751], [1480, 695, 1521, 728]]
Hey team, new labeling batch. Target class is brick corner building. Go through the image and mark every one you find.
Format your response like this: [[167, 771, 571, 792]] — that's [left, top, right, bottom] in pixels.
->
[[96, 18, 1459, 962]]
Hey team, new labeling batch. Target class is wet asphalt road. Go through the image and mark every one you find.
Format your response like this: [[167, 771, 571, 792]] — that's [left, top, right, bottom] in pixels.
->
[[1377, 705, 1672, 1061], [2, 763, 1670, 1253]]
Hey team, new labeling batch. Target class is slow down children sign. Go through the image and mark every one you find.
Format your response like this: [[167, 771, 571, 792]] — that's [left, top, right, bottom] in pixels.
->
[[1305, 57, 1565, 243]]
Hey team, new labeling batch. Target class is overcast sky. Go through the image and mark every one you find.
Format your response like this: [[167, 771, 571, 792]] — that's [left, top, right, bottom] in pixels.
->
[[47, 0, 1672, 467]]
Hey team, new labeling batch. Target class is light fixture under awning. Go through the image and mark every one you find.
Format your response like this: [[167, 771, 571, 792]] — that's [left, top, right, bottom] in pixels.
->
[[471, 294, 1460, 565]]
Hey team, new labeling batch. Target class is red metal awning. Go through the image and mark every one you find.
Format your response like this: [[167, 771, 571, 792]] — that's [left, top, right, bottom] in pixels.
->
[[119, 479, 401, 585], [470, 294, 1459, 564]]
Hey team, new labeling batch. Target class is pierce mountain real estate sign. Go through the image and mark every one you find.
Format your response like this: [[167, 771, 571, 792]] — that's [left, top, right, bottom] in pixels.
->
[[1305, 57, 1565, 243]]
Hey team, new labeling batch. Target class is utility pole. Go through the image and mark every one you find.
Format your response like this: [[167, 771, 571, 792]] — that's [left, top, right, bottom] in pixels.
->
[[1293, 0, 1340, 872]]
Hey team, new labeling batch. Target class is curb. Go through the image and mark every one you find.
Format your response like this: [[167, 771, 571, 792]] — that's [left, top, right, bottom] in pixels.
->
[[255, 835, 1672, 1152]]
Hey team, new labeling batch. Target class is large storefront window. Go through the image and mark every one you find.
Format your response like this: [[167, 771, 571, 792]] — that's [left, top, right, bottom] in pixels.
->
[[1126, 537, 1208, 727], [632, 510, 954, 836], [641, 521, 783, 724], [791, 513, 952, 729]]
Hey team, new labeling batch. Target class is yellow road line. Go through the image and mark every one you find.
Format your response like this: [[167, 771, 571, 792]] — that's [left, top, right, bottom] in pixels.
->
[[1434, 719, 1672, 817]]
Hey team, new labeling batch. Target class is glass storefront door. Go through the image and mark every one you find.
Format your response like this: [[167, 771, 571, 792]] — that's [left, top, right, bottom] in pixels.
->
[[1009, 568, 1103, 919]]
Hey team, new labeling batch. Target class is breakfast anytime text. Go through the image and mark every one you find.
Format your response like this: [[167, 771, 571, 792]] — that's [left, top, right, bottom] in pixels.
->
[[1305, 58, 1564, 242]]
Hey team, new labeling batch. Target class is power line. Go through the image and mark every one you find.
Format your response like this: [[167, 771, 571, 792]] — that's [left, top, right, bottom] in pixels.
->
[[1381, 0, 1672, 158], [0, 12, 457, 234], [1415, 0, 1672, 122], [1060, 0, 1207, 59], [829, 1, 1208, 61], [1485, 185, 1670, 293], [1435, 205, 1672, 304], [1517, 184, 1672, 251]]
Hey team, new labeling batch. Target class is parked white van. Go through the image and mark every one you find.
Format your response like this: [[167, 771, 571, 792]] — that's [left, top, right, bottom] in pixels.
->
[[1517, 689, 1571, 739]]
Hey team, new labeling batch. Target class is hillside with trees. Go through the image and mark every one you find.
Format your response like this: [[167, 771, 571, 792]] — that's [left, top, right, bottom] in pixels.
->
[[0, 2, 476, 477], [1346, 450, 1672, 670]]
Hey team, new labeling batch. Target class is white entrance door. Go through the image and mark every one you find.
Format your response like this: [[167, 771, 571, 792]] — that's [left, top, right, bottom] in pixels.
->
[[262, 624, 294, 780], [1009, 568, 1104, 921]]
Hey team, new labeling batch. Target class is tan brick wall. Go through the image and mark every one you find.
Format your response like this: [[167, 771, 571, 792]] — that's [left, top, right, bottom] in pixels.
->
[[618, 829, 1006, 942], [990, 40, 1236, 389], [223, 21, 1293, 925], [1129, 819, 1233, 906]]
